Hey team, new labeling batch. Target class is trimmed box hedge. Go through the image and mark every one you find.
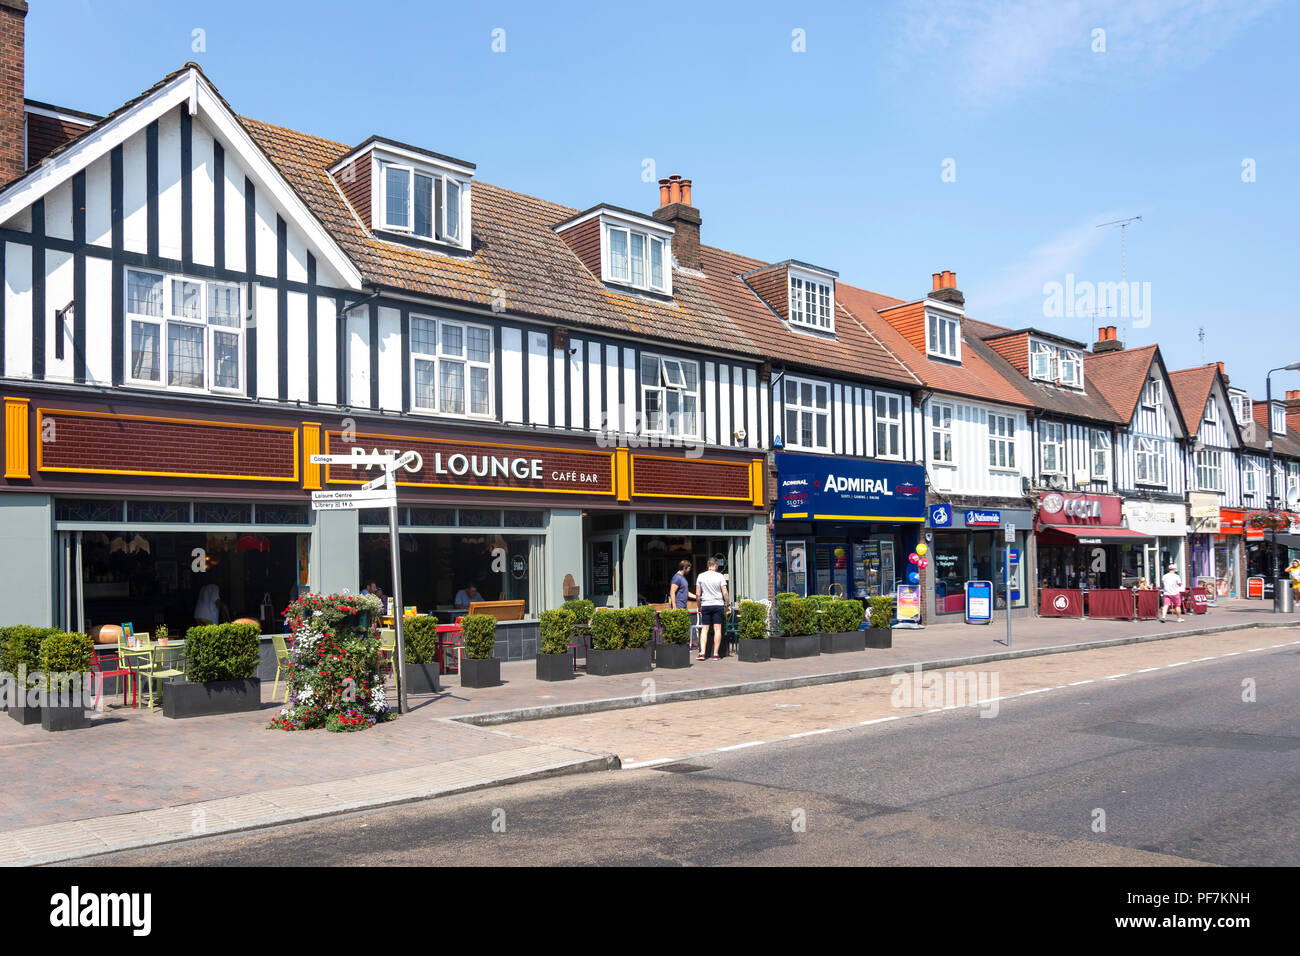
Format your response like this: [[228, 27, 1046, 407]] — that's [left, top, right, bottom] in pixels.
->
[[184, 622, 261, 682]]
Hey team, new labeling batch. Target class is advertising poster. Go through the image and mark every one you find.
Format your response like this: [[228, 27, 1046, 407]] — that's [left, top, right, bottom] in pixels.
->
[[896, 585, 921, 623]]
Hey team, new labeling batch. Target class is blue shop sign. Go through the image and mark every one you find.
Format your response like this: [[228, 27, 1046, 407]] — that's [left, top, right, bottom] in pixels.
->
[[929, 504, 953, 527], [965, 509, 1002, 527], [775, 453, 926, 522]]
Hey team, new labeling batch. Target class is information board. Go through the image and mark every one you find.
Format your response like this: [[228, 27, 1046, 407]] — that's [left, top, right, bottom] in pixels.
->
[[965, 580, 993, 624]]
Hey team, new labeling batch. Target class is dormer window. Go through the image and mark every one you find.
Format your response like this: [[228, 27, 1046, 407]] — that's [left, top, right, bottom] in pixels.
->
[[1230, 393, 1252, 424], [1030, 340, 1082, 388], [1271, 402, 1286, 434], [789, 272, 833, 332], [926, 309, 961, 361], [380, 162, 465, 245], [605, 224, 668, 293]]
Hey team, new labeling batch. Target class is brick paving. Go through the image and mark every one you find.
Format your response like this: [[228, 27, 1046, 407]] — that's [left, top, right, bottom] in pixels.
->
[[0, 598, 1293, 836]]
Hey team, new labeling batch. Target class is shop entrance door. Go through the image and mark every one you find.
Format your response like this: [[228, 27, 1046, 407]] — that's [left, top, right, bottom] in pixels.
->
[[1142, 543, 1160, 584], [587, 534, 622, 608]]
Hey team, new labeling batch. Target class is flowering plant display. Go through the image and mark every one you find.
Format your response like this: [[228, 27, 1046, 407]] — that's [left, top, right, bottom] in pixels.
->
[[268, 591, 393, 732], [1246, 510, 1293, 532]]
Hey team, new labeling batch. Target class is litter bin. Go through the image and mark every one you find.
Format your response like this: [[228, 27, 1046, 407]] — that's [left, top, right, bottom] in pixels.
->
[[1276, 578, 1295, 613]]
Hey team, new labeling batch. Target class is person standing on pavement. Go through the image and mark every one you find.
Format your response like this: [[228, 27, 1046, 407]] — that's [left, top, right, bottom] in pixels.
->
[[1159, 564, 1184, 623], [1288, 559, 1300, 600], [695, 558, 729, 660], [669, 560, 695, 609]]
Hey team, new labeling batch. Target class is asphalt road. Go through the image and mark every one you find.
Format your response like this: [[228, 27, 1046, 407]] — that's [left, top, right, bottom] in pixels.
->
[[87, 640, 1300, 867]]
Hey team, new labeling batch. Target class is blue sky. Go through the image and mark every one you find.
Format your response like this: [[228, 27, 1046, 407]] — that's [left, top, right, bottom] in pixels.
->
[[25, 0, 1300, 397]]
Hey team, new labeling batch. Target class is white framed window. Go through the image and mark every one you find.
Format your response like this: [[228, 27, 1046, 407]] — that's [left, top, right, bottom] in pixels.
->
[[1230, 393, 1252, 424], [926, 310, 961, 361], [1030, 341, 1055, 381], [1195, 448, 1224, 492], [1058, 349, 1082, 388], [125, 268, 242, 393], [930, 402, 954, 465], [988, 413, 1016, 470], [784, 377, 830, 451], [1135, 437, 1168, 486], [1089, 430, 1111, 481], [604, 223, 669, 294], [788, 272, 834, 332], [410, 315, 492, 418], [1270, 402, 1286, 434], [379, 161, 466, 245], [1143, 378, 1162, 408], [1204, 399, 1217, 424], [1039, 421, 1065, 474], [641, 353, 699, 438], [1244, 462, 1258, 496], [874, 392, 903, 459]]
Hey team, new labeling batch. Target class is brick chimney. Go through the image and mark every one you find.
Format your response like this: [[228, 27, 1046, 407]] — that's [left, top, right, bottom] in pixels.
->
[[0, 0, 27, 186], [652, 173, 702, 272], [1093, 324, 1124, 353], [928, 269, 964, 307], [1285, 389, 1300, 411], [1217, 361, 1229, 386]]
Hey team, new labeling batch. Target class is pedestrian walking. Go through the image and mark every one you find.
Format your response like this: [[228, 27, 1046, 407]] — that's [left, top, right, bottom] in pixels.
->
[[1159, 564, 1184, 623], [695, 558, 729, 660], [1288, 559, 1300, 601]]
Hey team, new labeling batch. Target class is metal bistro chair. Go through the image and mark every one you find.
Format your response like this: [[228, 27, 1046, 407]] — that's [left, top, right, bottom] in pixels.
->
[[271, 632, 293, 702], [378, 628, 398, 685], [138, 641, 185, 713], [91, 645, 136, 710], [117, 640, 153, 709]]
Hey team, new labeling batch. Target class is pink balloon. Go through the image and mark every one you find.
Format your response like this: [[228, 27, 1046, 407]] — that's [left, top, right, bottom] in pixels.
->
[[918, 558, 929, 569], [908, 553, 920, 564]]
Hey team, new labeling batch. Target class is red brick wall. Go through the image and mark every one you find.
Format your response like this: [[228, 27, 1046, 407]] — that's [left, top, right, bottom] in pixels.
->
[[37, 411, 297, 480], [557, 216, 601, 277], [24, 110, 88, 166], [630, 456, 751, 501], [0, 1, 26, 186]]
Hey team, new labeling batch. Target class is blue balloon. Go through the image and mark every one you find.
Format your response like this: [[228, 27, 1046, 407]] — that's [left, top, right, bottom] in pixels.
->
[[907, 570, 920, 584]]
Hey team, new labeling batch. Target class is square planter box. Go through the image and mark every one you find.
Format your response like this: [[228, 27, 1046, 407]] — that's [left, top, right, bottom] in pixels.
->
[[737, 638, 771, 663], [162, 678, 262, 719], [535, 653, 574, 682], [820, 631, 866, 654], [864, 628, 893, 649], [8, 702, 42, 725], [586, 646, 653, 676], [42, 701, 92, 732], [654, 642, 692, 669], [404, 663, 442, 695], [460, 656, 502, 689], [771, 634, 821, 659]]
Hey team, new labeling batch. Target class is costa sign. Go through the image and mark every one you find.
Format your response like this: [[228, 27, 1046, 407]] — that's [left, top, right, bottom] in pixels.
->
[[1038, 492, 1120, 526]]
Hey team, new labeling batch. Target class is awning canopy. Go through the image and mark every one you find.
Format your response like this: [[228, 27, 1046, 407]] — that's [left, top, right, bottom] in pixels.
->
[[1267, 533, 1300, 549], [1038, 526, 1154, 544]]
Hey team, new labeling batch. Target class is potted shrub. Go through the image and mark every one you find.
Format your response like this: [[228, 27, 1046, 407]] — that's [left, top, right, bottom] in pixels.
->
[[820, 599, 866, 653], [737, 601, 771, 662], [5, 626, 57, 724], [772, 595, 820, 659], [459, 614, 501, 688], [866, 595, 894, 648], [587, 608, 653, 675], [39, 630, 94, 731], [537, 607, 576, 681], [655, 608, 692, 669], [163, 622, 262, 718], [402, 616, 443, 695]]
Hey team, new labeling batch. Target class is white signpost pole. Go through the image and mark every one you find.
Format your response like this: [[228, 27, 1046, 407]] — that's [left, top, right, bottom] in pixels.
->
[[386, 465, 409, 715], [1002, 523, 1015, 647]]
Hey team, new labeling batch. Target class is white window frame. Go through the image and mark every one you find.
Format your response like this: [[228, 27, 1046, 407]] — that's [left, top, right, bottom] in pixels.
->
[[874, 392, 903, 459], [378, 161, 467, 246], [787, 269, 834, 333], [1195, 448, 1224, 492], [784, 376, 831, 452], [1244, 462, 1258, 496], [1135, 437, 1168, 486], [930, 402, 955, 465], [925, 309, 961, 361], [1089, 430, 1111, 481], [408, 315, 494, 419], [1029, 341, 1055, 381], [1270, 402, 1286, 434], [640, 353, 699, 438], [1143, 378, 1162, 408], [1204, 398, 1217, 424], [1230, 393, 1252, 425], [124, 267, 244, 395], [988, 413, 1017, 471], [1057, 348, 1082, 388], [601, 221, 670, 294], [1039, 421, 1065, 475]]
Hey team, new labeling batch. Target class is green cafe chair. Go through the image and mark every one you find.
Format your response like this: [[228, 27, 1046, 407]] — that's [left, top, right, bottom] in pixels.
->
[[272, 632, 292, 703], [139, 641, 185, 713]]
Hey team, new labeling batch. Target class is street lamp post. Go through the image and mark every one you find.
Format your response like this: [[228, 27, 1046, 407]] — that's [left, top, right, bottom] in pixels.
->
[[1265, 363, 1300, 612]]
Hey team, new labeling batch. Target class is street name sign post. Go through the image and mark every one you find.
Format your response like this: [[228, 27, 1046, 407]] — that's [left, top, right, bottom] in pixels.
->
[[1000, 523, 1015, 647]]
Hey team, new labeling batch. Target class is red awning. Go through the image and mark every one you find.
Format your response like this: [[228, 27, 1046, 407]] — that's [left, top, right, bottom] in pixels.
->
[[1038, 526, 1154, 544]]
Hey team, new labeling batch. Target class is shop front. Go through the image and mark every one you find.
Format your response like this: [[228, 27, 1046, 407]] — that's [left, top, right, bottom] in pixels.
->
[[1034, 492, 1153, 616], [1121, 499, 1188, 584], [772, 453, 926, 603], [926, 504, 1031, 616], [1187, 493, 1223, 597], [1241, 510, 1300, 599]]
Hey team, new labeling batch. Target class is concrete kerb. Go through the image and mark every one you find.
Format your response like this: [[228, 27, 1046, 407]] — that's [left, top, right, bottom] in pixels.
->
[[18, 751, 619, 867], [452, 617, 1300, 727]]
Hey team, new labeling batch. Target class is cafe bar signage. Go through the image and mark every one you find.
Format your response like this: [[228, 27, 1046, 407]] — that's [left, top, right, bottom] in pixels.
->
[[1037, 492, 1122, 527], [324, 431, 615, 495]]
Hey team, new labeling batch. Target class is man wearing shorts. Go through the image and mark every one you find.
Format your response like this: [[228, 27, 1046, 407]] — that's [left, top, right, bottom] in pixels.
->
[[695, 558, 729, 660], [1160, 564, 1184, 623]]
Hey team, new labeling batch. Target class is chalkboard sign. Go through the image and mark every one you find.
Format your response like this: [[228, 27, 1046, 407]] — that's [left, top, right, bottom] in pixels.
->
[[591, 541, 614, 596]]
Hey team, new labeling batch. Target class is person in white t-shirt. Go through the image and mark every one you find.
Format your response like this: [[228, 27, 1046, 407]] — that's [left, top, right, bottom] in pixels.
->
[[695, 558, 730, 660], [1159, 564, 1184, 623]]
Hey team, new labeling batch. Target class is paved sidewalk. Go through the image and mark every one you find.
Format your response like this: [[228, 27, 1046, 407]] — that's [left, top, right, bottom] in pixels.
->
[[0, 598, 1293, 864]]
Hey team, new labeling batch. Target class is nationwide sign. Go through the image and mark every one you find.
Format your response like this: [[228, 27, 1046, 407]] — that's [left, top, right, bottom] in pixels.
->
[[964, 509, 1001, 527], [775, 453, 926, 522], [323, 432, 616, 495]]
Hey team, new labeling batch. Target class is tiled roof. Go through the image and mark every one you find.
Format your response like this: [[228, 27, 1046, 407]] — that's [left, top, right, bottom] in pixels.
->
[[1248, 400, 1300, 458], [1084, 345, 1160, 423], [834, 285, 1031, 407], [1167, 365, 1219, 439]]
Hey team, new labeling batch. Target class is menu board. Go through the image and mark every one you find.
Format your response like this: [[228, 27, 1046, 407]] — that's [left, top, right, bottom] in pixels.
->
[[590, 542, 614, 596]]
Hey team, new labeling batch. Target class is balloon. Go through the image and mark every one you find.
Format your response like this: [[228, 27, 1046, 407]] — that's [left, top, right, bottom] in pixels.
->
[[834, 548, 846, 559], [918, 558, 929, 569], [908, 552, 920, 564], [915, 543, 929, 556], [907, 570, 920, 584]]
